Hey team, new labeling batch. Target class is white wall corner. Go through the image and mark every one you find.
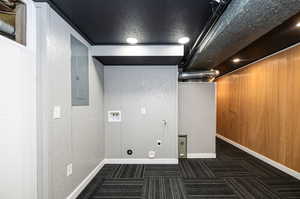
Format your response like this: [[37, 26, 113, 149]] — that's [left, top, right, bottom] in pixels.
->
[[187, 153, 216, 159], [216, 134, 300, 180], [66, 160, 106, 199]]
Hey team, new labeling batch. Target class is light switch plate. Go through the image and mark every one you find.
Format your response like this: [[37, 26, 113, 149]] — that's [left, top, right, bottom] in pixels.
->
[[141, 107, 147, 115], [67, 163, 72, 176], [53, 106, 61, 119]]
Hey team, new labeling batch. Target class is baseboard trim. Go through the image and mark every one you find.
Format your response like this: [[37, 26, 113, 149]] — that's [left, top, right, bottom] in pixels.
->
[[104, 158, 178, 164], [66, 159, 106, 199], [187, 153, 216, 158], [216, 134, 300, 180]]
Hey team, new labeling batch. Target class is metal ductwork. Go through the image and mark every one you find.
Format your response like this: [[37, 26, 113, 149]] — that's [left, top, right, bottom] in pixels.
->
[[188, 0, 300, 70], [0, 0, 16, 9], [178, 70, 219, 82]]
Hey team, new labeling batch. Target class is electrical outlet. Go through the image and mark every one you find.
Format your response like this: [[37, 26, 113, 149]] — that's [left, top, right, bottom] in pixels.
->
[[67, 163, 72, 176], [149, 151, 155, 158], [108, 111, 122, 122]]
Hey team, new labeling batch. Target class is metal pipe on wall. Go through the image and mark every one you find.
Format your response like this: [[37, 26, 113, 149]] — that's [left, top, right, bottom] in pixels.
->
[[178, 70, 219, 81], [0, 0, 15, 9], [181, 0, 231, 69]]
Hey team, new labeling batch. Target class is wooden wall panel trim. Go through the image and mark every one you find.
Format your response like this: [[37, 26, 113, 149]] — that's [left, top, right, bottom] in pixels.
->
[[217, 44, 300, 172]]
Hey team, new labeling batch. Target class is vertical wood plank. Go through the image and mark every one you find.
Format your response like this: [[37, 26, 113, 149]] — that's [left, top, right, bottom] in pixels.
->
[[217, 45, 300, 172]]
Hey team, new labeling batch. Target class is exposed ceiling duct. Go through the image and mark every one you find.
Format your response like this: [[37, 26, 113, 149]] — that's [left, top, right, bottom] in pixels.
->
[[0, 0, 16, 10], [187, 0, 300, 70], [178, 70, 219, 82]]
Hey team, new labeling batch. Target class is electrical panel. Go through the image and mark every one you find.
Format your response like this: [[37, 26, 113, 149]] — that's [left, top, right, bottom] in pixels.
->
[[71, 35, 89, 106]]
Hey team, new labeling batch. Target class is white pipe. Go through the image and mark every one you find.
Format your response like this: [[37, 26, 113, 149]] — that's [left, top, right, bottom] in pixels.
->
[[0, 19, 15, 35]]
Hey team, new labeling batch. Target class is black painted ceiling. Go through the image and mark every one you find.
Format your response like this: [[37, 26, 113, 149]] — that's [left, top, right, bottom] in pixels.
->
[[37, 0, 213, 49], [34, 0, 300, 73], [96, 56, 183, 66]]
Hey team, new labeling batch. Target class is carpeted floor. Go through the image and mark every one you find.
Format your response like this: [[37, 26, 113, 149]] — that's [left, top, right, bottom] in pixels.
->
[[77, 138, 300, 199]]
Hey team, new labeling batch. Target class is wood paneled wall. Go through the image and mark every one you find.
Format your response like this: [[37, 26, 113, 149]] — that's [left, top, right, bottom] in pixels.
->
[[216, 44, 300, 172]]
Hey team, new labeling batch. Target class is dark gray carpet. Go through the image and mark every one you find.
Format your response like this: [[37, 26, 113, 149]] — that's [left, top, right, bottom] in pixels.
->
[[77, 138, 300, 199]]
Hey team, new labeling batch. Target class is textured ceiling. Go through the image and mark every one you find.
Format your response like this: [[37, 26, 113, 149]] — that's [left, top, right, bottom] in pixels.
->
[[33, 0, 300, 73], [38, 0, 213, 48]]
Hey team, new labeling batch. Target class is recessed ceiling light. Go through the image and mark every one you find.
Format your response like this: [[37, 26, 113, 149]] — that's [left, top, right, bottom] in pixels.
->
[[126, 37, 138, 45], [178, 37, 190, 44], [296, 22, 300, 27], [210, 69, 220, 75], [233, 58, 241, 63]]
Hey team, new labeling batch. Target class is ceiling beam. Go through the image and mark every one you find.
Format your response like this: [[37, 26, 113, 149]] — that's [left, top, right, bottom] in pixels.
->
[[91, 45, 184, 57]]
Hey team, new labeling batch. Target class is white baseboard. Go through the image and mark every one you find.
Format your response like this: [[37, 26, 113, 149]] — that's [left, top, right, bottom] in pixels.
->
[[104, 158, 178, 164], [66, 159, 106, 199], [217, 134, 300, 180], [187, 153, 216, 158]]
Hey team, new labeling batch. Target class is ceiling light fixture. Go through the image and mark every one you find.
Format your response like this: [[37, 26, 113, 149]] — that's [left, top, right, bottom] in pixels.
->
[[233, 58, 241, 63], [296, 22, 300, 28], [126, 37, 138, 45], [178, 37, 190, 44]]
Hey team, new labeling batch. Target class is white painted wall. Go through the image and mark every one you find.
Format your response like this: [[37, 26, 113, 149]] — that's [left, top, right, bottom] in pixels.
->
[[36, 3, 105, 199], [178, 82, 216, 157], [0, 0, 37, 199], [104, 66, 178, 161], [71, 58, 105, 190]]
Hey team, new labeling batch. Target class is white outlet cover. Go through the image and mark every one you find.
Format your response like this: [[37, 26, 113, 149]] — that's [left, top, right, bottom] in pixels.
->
[[141, 107, 147, 115], [148, 151, 155, 158]]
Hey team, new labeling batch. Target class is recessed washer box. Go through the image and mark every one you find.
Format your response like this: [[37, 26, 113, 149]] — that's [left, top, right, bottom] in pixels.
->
[[108, 111, 122, 122]]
